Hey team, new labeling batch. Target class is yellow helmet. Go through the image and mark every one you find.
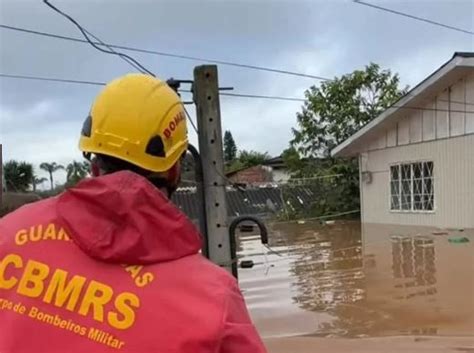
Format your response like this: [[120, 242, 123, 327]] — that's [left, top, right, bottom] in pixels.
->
[[79, 74, 188, 173]]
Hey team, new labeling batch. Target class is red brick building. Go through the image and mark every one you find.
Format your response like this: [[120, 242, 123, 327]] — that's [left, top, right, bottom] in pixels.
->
[[226, 165, 273, 185]]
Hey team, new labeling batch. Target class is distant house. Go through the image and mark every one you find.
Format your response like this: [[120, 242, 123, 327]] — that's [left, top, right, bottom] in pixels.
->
[[225, 156, 292, 185], [226, 165, 273, 185], [332, 52, 474, 229], [262, 156, 291, 183]]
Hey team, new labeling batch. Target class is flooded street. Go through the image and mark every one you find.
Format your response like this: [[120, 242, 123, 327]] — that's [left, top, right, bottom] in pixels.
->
[[237, 221, 474, 351]]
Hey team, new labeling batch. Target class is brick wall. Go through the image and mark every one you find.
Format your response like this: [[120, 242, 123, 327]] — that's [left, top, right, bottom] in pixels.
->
[[227, 166, 272, 184]]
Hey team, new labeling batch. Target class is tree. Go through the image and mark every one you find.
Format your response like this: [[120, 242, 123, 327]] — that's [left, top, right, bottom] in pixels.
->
[[32, 175, 47, 192], [292, 63, 407, 157], [237, 150, 269, 168], [226, 150, 270, 173], [288, 63, 406, 216], [223, 130, 237, 163], [3, 160, 34, 192], [40, 162, 64, 190], [66, 160, 90, 187], [282, 147, 312, 178]]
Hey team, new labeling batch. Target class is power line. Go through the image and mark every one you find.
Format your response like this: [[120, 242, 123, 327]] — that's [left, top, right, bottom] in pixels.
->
[[2, 73, 474, 113], [0, 73, 105, 86], [0, 23, 331, 81], [0, 73, 307, 103], [353, 0, 474, 36], [219, 92, 305, 102], [42, 0, 154, 76], [177, 88, 306, 103], [40, 0, 238, 189], [5, 22, 472, 107]]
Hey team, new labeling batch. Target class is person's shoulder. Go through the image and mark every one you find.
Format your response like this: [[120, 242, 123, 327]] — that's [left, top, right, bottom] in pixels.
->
[[178, 253, 237, 288]]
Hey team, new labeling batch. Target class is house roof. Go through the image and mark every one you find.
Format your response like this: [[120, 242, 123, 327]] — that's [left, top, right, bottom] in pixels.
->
[[225, 164, 263, 177], [262, 156, 285, 168], [331, 52, 474, 157], [226, 156, 284, 176]]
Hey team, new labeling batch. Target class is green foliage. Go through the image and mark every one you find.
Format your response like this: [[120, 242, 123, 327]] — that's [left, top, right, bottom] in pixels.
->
[[36, 184, 66, 198], [292, 63, 407, 157], [281, 147, 325, 178], [223, 130, 237, 162], [237, 150, 270, 168], [40, 162, 64, 190], [3, 160, 34, 192], [0, 206, 14, 218], [277, 159, 360, 221], [226, 150, 270, 173], [287, 63, 406, 217], [32, 175, 47, 192], [65, 160, 90, 187], [226, 159, 245, 173]]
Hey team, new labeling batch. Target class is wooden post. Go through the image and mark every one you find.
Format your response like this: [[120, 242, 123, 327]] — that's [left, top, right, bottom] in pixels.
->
[[193, 65, 236, 276]]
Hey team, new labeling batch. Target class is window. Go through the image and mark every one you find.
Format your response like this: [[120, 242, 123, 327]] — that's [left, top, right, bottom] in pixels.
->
[[390, 161, 434, 211]]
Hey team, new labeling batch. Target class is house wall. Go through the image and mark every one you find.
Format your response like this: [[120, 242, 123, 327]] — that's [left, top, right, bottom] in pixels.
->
[[357, 72, 474, 228], [272, 168, 291, 183], [365, 72, 474, 153], [360, 134, 474, 228], [227, 166, 273, 185]]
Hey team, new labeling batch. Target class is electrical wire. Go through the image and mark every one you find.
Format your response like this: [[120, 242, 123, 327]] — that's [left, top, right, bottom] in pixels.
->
[[0, 73, 308, 103], [353, 0, 474, 36], [182, 106, 247, 190], [81, 28, 148, 74], [40, 0, 298, 195], [2, 73, 474, 112], [219, 92, 305, 102], [42, 0, 155, 76], [0, 23, 330, 80], [183, 106, 199, 134], [0, 73, 106, 86]]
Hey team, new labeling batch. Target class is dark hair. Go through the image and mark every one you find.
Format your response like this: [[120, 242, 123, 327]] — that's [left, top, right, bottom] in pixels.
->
[[93, 154, 171, 190]]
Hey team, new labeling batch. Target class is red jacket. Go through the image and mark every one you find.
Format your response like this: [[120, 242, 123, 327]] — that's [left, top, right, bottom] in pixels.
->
[[0, 171, 266, 353]]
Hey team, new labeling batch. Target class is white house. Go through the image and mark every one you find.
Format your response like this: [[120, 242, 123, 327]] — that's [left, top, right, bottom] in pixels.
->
[[263, 156, 292, 183], [332, 52, 474, 229]]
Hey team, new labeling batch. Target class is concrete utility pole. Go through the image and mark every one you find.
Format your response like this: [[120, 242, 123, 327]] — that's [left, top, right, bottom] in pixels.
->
[[193, 65, 236, 276]]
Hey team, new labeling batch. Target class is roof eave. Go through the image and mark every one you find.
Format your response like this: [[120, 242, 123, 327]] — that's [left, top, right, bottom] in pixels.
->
[[331, 54, 474, 158]]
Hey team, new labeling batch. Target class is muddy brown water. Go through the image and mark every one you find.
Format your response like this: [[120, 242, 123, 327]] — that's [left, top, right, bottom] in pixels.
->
[[237, 221, 474, 339]]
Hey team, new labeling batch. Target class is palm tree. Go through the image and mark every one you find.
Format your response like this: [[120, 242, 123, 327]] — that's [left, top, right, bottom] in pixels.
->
[[66, 160, 90, 186], [32, 175, 48, 192], [39, 162, 64, 190], [3, 160, 34, 192]]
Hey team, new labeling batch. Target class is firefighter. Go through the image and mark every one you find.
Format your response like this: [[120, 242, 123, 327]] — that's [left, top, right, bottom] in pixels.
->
[[0, 74, 267, 353]]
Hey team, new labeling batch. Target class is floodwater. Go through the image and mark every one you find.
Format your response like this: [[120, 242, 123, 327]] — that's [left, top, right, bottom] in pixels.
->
[[237, 221, 474, 341]]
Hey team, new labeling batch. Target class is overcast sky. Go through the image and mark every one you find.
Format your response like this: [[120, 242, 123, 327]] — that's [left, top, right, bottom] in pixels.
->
[[0, 0, 473, 187]]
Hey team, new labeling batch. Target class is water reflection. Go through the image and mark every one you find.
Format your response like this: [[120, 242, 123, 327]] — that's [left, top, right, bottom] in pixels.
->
[[391, 236, 437, 299], [288, 226, 364, 310], [237, 221, 474, 339]]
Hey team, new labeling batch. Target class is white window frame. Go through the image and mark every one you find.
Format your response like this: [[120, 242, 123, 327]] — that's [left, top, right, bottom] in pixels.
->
[[389, 160, 435, 213]]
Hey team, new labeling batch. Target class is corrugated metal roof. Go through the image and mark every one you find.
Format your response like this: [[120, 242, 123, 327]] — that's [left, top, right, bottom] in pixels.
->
[[172, 178, 347, 221]]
